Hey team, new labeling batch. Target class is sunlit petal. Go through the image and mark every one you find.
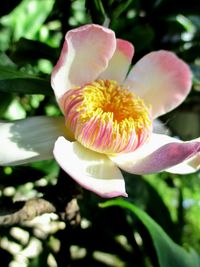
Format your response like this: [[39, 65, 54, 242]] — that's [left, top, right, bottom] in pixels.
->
[[51, 24, 116, 102], [0, 116, 68, 166], [166, 138, 200, 174], [126, 50, 192, 118], [110, 134, 200, 174], [53, 137, 127, 198]]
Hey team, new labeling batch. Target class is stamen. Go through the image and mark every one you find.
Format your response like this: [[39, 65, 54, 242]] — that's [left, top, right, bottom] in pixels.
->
[[63, 80, 152, 154]]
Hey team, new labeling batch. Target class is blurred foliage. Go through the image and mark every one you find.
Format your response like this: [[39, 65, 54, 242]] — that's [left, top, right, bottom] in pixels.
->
[[0, 0, 200, 266]]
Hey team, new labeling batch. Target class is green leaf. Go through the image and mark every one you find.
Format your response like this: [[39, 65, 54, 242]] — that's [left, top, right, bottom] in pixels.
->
[[124, 173, 179, 241], [191, 64, 200, 91], [85, 0, 107, 24], [1, 0, 55, 41], [0, 0, 22, 17], [0, 92, 13, 114], [10, 38, 58, 67], [0, 53, 16, 67], [100, 199, 200, 267], [0, 66, 52, 95], [111, 0, 133, 20]]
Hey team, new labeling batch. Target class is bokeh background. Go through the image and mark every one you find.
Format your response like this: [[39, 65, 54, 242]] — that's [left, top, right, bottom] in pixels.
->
[[0, 0, 200, 266]]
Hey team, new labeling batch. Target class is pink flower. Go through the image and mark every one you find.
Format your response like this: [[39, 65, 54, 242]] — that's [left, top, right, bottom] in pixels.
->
[[51, 24, 200, 197], [0, 24, 199, 198]]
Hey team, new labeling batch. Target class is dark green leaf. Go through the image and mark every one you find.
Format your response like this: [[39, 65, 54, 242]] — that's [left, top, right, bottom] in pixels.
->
[[111, 0, 133, 20], [10, 38, 58, 66], [85, 0, 107, 24], [0, 53, 16, 67], [0, 0, 22, 17], [0, 66, 52, 95], [0, 93, 13, 114], [100, 199, 200, 267], [124, 173, 179, 241]]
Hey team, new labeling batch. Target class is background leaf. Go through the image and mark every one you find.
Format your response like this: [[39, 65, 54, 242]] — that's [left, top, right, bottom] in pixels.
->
[[0, 66, 52, 95], [100, 198, 200, 267]]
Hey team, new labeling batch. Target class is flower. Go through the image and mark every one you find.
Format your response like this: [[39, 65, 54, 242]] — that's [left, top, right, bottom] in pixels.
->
[[0, 24, 199, 198]]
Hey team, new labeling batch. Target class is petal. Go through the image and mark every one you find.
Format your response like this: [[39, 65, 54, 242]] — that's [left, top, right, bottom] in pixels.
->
[[0, 116, 68, 166], [53, 137, 127, 198], [125, 50, 192, 118], [99, 39, 134, 83], [51, 24, 116, 101], [109, 134, 200, 174], [166, 153, 200, 174], [166, 138, 200, 174]]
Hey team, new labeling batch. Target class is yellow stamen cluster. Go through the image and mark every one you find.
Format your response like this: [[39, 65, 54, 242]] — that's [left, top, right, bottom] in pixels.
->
[[63, 80, 152, 154]]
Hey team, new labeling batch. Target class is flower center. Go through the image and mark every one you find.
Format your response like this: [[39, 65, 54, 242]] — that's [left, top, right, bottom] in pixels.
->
[[63, 80, 152, 154]]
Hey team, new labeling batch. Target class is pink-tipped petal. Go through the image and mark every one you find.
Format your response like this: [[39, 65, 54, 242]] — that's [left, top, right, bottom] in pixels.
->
[[166, 153, 200, 174], [166, 138, 200, 174], [109, 134, 200, 174], [51, 24, 116, 101], [125, 50, 192, 118], [99, 39, 134, 83], [53, 137, 127, 198]]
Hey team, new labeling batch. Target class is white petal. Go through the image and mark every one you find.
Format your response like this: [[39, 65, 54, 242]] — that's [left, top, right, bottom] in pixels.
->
[[166, 154, 200, 174], [0, 116, 67, 165], [166, 138, 200, 174], [110, 134, 200, 174], [53, 137, 127, 198]]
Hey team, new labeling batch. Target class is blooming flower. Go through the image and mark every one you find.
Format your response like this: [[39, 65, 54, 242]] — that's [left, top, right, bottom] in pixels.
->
[[0, 24, 199, 198]]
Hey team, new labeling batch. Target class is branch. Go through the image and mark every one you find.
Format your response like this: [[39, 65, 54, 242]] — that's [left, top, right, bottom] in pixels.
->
[[0, 198, 56, 225], [0, 170, 81, 226]]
